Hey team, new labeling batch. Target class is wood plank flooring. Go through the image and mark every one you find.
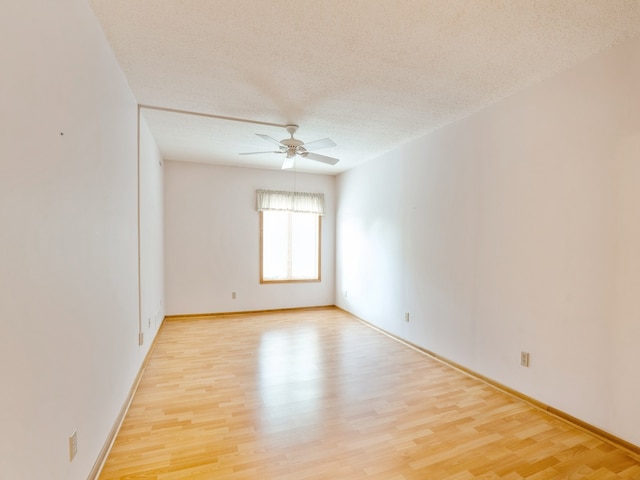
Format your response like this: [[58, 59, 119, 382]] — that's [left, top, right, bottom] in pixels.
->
[[98, 307, 640, 479]]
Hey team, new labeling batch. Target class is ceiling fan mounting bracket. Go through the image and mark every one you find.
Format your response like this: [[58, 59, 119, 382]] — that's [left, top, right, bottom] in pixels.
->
[[285, 124, 299, 136]]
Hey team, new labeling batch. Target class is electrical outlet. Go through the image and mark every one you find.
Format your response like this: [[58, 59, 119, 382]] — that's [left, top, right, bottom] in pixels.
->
[[69, 431, 77, 461], [404, 312, 410, 322], [232, 292, 237, 300], [520, 351, 530, 367]]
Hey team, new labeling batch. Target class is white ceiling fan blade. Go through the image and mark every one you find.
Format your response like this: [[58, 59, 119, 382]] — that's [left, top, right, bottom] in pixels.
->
[[256, 133, 285, 148], [302, 138, 336, 151], [304, 152, 340, 165], [239, 150, 283, 155], [281, 156, 295, 170]]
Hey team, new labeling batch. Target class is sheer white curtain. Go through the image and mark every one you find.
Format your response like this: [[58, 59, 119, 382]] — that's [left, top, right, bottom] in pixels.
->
[[256, 190, 325, 215]]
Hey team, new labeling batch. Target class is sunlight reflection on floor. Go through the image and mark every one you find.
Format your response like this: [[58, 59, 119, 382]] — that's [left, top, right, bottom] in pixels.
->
[[257, 327, 324, 436]]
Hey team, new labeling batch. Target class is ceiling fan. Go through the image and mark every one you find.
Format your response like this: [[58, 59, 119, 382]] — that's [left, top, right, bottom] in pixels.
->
[[239, 125, 339, 169]]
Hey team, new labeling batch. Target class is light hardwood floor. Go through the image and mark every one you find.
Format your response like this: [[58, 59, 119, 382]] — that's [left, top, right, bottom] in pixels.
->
[[98, 307, 640, 479]]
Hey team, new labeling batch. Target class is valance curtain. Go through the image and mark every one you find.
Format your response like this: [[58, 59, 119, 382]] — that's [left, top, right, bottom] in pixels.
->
[[256, 189, 325, 215]]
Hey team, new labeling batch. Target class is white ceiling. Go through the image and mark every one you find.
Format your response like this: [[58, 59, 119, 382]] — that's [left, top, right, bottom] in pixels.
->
[[88, 1, 640, 174]]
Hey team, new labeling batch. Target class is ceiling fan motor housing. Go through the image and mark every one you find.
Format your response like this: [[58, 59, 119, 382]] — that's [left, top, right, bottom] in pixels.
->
[[281, 138, 303, 148]]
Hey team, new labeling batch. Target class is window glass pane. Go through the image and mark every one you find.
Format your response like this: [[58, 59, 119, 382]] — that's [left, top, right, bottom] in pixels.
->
[[291, 213, 318, 279], [261, 210, 320, 282], [262, 211, 289, 280]]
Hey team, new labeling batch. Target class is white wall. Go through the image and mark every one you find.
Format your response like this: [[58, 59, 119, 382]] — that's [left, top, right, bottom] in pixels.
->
[[140, 117, 166, 336], [336, 35, 640, 446], [0, 2, 164, 479], [165, 162, 335, 315]]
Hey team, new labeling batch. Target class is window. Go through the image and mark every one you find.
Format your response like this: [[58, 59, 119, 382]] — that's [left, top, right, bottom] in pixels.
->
[[257, 190, 323, 283]]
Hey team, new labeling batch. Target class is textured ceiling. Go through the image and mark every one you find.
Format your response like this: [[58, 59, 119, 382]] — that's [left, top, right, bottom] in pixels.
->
[[88, 0, 640, 174]]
